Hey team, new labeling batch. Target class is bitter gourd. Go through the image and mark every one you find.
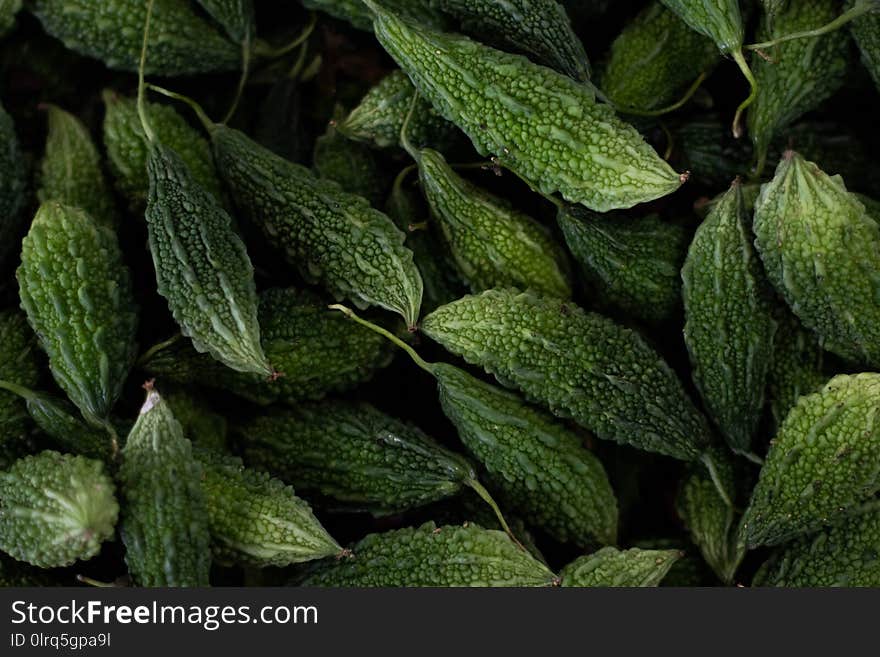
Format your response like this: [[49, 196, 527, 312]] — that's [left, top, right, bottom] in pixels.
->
[[313, 116, 389, 206], [144, 136, 271, 376], [677, 455, 744, 584], [559, 547, 682, 587], [385, 171, 462, 313], [336, 70, 457, 151], [302, 522, 557, 587], [210, 122, 424, 327], [38, 104, 115, 228], [31, 0, 241, 75], [739, 373, 880, 549], [599, 2, 719, 112], [0, 450, 118, 568], [682, 181, 775, 455], [119, 386, 211, 587], [0, 381, 112, 462], [0, 310, 39, 450], [767, 304, 827, 430], [143, 288, 392, 405], [746, 0, 849, 175], [753, 505, 880, 587], [556, 205, 686, 325], [669, 116, 749, 187], [239, 401, 480, 516], [302, 0, 448, 32], [164, 388, 228, 452], [102, 91, 223, 211], [364, 0, 685, 212], [420, 289, 712, 461], [17, 202, 138, 428], [0, 554, 56, 587], [195, 0, 254, 43], [409, 146, 571, 298], [0, 100, 26, 271], [753, 152, 880, 367], [850, 1, 880, 90], [196, 448, 341, 568], [432, 0, 591, 82], [433, 362, 618, 547]]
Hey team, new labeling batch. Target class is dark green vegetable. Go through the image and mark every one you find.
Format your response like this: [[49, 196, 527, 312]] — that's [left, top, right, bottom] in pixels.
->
[[164, 388, 228, 452], [557, 205, 686, 325], [302, 522, 557, 587], [559, 547, 682, 587], [421, 289, 712, 461], [313, 115, 389, 206], [364, 0, 685, 212], [302, 0, 448, 32], [0, 310, 39, 451], [432, 0, 591, 82], [195, 0, 254, 43], [850, 2, 880, 90], [0, 100, 26, 270], [239, 401, 484, 516], [0, 450, 118, 568], [38, 104, 115, 227], [31, 0, 241, 75], [600, 2, 719, 112], [17, 202, 138, 430], [682, 181, 775, 455], [196, 448, 342, 568], [143, 288, 393, 405], [119, 387, 211, 587], [669, 117, 749, 187], [0, 0, 20, 37]]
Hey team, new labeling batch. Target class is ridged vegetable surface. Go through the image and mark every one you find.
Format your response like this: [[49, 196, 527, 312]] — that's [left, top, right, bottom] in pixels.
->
[[31, 0, 241, 75], [0, 554, 56, 587], [0, 310, 39, 449], [102, 91, 223, 210], [600, 2, 719, 112], [337, 71, 457, 151], [421, 289, 712, 461], [677, 454, 743, 584], [313, 118, 388, 206], [432, 0, 591, 82], [145, 140, 271, 376], [302, 0, 448, 31], [753, 152, 880, 367], [302, 522, 557, 587], [0, 450, 118, 568], [0, 0, 20, 36], [739, 373, 880, 549], [38, 104, 115, 227], [559, 547, 682, 587], [17, 202, 138, 427], [365, 0, 684, 212], [669, 116, 749, 187], [196, 449, 341, 568], [211, 124, 424, 327], [557, 205, 686, 325], [658, 0, 743, 54], [682, 182, 775, 455], [747, 0, 849, 174], [0, 381, 112, 462], [118, 387, 211, 587], [411, 147, 571, 298], [850, 2, 880, 90], [240, 401, 479, 516], [433, 362, 618, 547], [753, 506, 880, 587], [164, 388, 227, 452], [0, 101, 26, 270], [143, 288, 392, 405], [195, 0, 254, 43], [767, 305, 827, 430]]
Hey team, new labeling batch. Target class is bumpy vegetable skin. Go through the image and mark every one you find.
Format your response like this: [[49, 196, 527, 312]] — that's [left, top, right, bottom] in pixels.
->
[[0, 101, 26, 270], [559, 547, 682, 587]]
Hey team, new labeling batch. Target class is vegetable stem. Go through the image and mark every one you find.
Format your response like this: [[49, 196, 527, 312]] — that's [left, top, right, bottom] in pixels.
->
[[745, 1, 878, 51]]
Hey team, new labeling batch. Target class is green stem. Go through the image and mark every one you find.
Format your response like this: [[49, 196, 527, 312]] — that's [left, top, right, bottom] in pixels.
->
[[745, 1, 878, 51], [466, 479, 522, 549], [136, 333, 183, 368], [391, 164, 418, 197], [76, 575, 120, 588], [615, 72, 707, 117], [398, 93, 421, 160], [700, 451, 734, 509], [730, 50, 757, 139], [0, 379, 36, 401], [223, 34, 252, 125], [735, 449, 764, 466], [146, 84, 215, 134], [252, 12, 317, 59], [136, 0, 156, 142], [329, 305, 435, 374]]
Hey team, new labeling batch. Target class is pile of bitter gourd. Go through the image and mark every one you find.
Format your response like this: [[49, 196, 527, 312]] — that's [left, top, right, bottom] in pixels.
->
[[0, 0, 879, 588]]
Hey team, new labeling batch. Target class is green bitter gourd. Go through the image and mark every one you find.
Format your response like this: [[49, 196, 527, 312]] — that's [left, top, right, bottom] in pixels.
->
[[559, 547, 682, 587], [0, 100, 26, 270]]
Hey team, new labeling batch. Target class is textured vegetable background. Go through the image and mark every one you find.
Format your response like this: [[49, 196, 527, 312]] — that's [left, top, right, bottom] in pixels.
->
[[0, 0, 879, 588]]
